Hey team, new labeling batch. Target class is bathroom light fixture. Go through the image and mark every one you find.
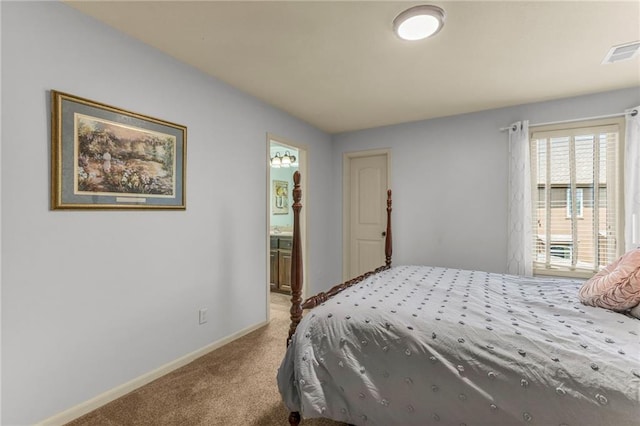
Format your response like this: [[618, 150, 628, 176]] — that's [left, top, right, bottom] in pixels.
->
[[270, 151, 297, 168], [271, 152, 282, 168], [280, 152, 292, 167], [393, 5, 446, 41]]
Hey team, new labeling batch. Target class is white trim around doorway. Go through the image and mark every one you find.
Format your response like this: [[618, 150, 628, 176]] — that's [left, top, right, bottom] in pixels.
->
[[266, 133, 309, 322]]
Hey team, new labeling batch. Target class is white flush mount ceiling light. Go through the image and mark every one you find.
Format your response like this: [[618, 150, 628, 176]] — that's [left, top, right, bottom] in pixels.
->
[[393, 5, 446, 41]]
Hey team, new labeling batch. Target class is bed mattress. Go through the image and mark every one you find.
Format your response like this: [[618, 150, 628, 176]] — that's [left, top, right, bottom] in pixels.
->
[[277, 265, 640, 425]]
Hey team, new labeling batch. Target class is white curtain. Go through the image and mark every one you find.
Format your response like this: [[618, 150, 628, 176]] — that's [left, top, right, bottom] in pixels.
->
[[625, 106, 640, 251], [507, 120, 533, 276]]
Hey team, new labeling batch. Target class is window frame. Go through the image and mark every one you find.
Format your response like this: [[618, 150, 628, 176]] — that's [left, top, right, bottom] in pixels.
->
[[529, 117, 625, 279]]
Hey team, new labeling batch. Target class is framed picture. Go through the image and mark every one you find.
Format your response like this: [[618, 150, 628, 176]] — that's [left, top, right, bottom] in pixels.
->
[[272, 180, 289, 215], [51, 90, 187, 209]]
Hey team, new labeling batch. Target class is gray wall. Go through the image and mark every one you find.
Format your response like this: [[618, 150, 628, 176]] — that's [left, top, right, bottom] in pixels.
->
[[332, 87, 640, 273], [0, 2, 336, 424]]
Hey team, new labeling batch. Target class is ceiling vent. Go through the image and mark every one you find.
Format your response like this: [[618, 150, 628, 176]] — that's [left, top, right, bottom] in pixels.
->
[[602, 41, 640, 64]]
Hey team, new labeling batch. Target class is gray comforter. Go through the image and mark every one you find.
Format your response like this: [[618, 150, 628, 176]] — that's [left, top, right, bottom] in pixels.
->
[[277, 265, 640, 425]]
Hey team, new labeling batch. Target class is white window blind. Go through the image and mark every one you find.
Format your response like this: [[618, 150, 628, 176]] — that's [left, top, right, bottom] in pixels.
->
[[530, 123, 622, 276]]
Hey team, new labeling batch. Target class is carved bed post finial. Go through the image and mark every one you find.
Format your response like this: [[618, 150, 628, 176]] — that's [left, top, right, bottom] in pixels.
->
[[288, 171, 303, 346], [385, 189, 393, 268]]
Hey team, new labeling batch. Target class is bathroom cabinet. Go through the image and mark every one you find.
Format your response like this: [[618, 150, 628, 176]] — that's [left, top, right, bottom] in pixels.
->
[[270, 235, 292, 293]]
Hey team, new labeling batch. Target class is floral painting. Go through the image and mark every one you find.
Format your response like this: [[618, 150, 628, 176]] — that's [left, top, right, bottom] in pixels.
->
[[75, 115, 176, 197]]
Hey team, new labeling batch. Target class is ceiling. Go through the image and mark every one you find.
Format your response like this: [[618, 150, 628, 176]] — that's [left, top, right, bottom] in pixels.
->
[[65, 1, 640, 134]]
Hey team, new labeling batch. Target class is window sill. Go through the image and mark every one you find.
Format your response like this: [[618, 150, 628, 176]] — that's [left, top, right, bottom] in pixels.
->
[[533, 268, 593, 280]]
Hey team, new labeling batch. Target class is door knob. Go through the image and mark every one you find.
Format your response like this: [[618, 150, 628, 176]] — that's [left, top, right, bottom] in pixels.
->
[[381, 231, 386, 237]]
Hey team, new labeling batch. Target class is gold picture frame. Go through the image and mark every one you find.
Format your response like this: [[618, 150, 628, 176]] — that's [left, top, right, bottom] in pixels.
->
[[51, 90, 187, 209]]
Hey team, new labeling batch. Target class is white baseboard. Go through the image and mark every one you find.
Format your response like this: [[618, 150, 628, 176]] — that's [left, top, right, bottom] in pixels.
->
[[37, 320, 268, 426]]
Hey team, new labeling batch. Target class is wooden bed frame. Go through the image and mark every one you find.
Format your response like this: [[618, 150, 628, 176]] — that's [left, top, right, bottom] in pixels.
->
[[285, 171, 393, 425]]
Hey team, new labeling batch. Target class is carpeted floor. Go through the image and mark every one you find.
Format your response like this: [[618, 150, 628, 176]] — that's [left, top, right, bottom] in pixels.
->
[[67, 292, 346, 426]]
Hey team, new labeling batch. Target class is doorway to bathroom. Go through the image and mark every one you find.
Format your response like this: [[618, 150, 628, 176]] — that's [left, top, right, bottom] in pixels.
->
[[266, 134, 307, 319]]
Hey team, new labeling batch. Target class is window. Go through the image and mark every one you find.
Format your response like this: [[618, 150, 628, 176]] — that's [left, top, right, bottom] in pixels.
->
[[530, 119, 623, 277]]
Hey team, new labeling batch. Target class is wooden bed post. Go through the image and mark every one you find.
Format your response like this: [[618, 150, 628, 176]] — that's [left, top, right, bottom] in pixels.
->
[[385, 189, 393, 268], [287, 171, 303, 426], [287, 171, 303, 347]]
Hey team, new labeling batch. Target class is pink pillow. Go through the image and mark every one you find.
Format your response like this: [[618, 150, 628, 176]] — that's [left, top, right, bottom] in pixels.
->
[[578, 249, 640, 311]]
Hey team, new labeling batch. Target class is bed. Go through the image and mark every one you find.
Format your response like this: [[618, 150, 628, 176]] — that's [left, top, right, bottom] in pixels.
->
[[277, 171, 640, 425]]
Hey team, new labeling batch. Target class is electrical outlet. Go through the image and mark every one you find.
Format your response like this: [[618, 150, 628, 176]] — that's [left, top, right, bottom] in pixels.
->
[[198, 308, 208, 324]]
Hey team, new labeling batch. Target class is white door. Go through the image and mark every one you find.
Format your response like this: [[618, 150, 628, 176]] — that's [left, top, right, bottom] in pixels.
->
[[347, 153, 389, 279]]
